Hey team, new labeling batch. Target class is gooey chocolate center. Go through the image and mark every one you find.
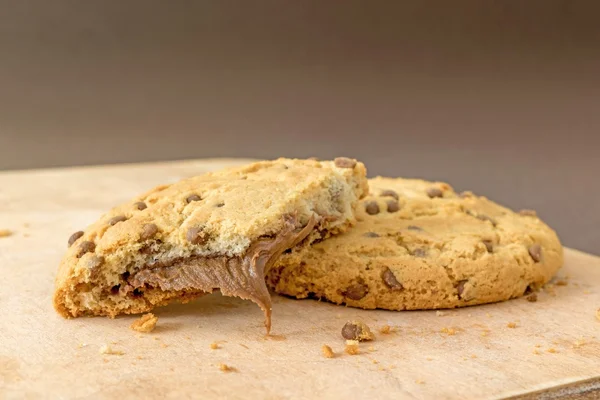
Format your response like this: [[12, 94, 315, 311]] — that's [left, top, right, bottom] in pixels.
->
[[128, 215, 317, 333]]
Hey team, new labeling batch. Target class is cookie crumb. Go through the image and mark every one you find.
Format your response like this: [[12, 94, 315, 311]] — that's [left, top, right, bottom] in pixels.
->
[[371, 359, 379, 364], [130, 313, 158, 332], [596, 309, 600, 321], [507, 322, 517, 328], [526, 293, 538, 302], [436, 311, 446, 317], [218, 364, 236, 372], [210, 342, 220, 350], [426, 357, 433, 361], [379, 325, 391, 334], [342, 321, 374, 341], [99, 344, 124, 355], [0, 229, 12, 238], [583, 290, 591, 295], [345, 340, 360, 355], [547, 348, 558, 354], [555, 279, 568, 286], [160, 343, 168, 348], [322, 345, 335, 358], [533, 349, 541, 355], [440, 327, 456, 336], [470, 354, 477, 359], [573, 339, 586, 348], [415, 380, 425, 385], [368, 346, 375, 352], [485, 313, 492, 318]]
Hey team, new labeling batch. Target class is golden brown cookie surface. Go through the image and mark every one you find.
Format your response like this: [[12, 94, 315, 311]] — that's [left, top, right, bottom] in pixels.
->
[[268, 177, 563, 310]]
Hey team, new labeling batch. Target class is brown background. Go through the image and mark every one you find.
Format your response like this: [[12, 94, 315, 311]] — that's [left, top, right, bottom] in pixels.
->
[[0, 1, 598, 254]]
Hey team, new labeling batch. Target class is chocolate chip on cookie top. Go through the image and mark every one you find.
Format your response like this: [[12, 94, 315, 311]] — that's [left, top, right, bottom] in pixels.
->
[[108, 215, 127, 226], [380, 189, 399, 200], [134, 201, 147, 210], [76, 241, 96, 258], [386, 200, 400, 213], [68, 231, 84, 247], [365, 201, 380, 215], [426, 187, 444, 198], [528, 244, 542, 262], [185, 194, 202, 203], [140, 223, 159, 241], [334, 157, 357, 169]]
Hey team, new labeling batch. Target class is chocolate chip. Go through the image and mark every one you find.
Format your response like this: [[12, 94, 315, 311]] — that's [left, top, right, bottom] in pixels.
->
[[412, 248, 427, 257], [140, 223, 158, 241], [526, 293, 538, 302], [456, 280, 468, 299], [519, 209, 537, 217], [108, 215, 127, 226], [365, 201, 380, 215], [187, 227, 209, 245], [386, 200, 400, 213], [528, 244, 542, 262], [186, 194, 202, 203], [345, 283, 368, 300], [407, 225, 422, 231], [426, 187, 443, 198], [477, 214, 497, 226], [76, 241, 95, 258], [334, 157, 357, 169], [134, 202, 147, 210], [380, 190, 399, 200], [382, 268, 403, 291], [68, 231, 84, 247], [341, 321, 373, 341], [363, 232, 380, 238], [216, 202, 225, 208], [482, 240, 493, 253]]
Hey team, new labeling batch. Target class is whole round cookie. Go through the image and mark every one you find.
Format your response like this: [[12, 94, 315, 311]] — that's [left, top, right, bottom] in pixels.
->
[[268, 177, 563, 310]]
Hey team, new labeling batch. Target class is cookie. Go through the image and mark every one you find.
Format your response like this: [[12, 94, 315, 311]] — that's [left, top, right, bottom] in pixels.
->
[[54, 158, 368, 331], [268, 177, 563, 310]]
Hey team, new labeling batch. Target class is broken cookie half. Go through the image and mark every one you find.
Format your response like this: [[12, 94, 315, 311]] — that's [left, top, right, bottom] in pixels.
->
[[54, 158, 368, 332]]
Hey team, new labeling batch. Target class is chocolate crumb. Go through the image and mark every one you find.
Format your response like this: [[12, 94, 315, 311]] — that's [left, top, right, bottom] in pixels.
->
[[334, 157, 357, 169], [186, 194, 202, 203], [68, 231, 84, 247], [321, 345, 335, 358], [134, 202, 147, 210], [130, 313, 158, 333], [528, 244, 542, 262], [363, 232, 380, 238], [76, 241, 96, 258], [187, 226, 209, 245], [341, 321, 374, 341], [382, 268, 403, 291], [140, 223, 158, 241], [482, 240, 493, 253], [380, 190, 399, 200], [365, 201, 380, 215], [386, 200, 400, 213], [345, 283, 368, 300], [345, 340, 360, 355], [426, 187, 443, 198], [526, 293, 538, 302]]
